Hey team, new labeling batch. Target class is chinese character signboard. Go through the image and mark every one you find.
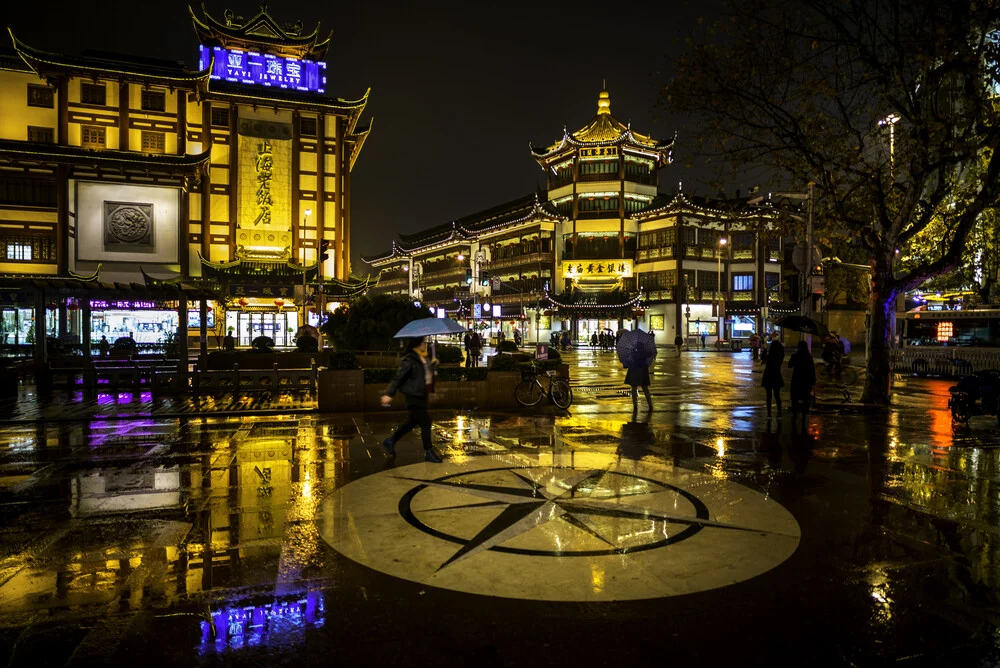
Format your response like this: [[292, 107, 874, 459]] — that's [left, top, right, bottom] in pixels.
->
[[561, 259, 633, 279], [199, 46, 326, 93]]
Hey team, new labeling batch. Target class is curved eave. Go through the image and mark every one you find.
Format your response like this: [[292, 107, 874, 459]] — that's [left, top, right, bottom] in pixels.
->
[[397, 230, 472, 254], [140, 266, 181, 287], [206, 80, 369, 115], [0, 140, 211, 171], [190, 4, 329, 60], [459, 201, 568, 237], [10, 29, 211, 84], [346, 119, 372, 171], [636, 193, 738, 220]]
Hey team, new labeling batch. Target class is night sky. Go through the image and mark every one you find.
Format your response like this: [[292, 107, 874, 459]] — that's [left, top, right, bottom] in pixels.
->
[[2, 0, 718, 273]]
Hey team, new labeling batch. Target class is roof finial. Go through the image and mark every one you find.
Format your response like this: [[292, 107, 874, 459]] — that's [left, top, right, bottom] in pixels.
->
[[597, 89, 611, 115]]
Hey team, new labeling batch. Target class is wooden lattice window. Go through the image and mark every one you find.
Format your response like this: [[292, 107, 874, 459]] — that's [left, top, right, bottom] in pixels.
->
[[299, 116, 317, 137], [141, 89, 166, 112], [27, 126, 54, 143], [0, 235, 55, 262], [141, 130, 165, 153], [210, 106, 230, 127], [27, 84, 54, 108], [81, 83, 106, 106], [81, 125, 106, 148]]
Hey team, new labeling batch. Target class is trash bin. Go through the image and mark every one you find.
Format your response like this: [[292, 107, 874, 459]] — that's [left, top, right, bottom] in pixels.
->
[[730, 339, 743, 352]]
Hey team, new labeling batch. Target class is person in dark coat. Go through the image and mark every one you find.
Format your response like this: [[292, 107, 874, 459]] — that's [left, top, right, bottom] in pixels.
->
[[760, 332, 785, 418], [380, 337, 443, 462], [788, 340, 816, 420], [624, 332, 655, 414]]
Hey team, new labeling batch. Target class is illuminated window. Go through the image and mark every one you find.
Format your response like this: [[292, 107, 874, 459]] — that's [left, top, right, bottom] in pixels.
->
[[81, 125, 105, 149], [299, 116, 317, 137], [140, 89, 166, 112], [27, 84, 54, 108], [6, 243, 32, 261], [210, 107, 230, 127], [733, 274, 754, 291], [936, 321, 954, 342], [27, 126, 54, 143], [141, 131, 165, 153], [81, 83, 106, 106], [649, 314, 665, 331]]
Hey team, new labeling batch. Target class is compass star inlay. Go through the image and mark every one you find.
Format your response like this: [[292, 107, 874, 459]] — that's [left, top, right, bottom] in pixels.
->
[[320, 458, 801, 601]]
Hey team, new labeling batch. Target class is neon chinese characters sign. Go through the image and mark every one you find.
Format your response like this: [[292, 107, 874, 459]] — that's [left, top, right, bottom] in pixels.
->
[[199, 46, 326, 93]]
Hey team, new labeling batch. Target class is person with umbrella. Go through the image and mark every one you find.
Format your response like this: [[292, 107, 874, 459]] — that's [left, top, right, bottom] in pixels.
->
[[617, 328, 657, 414], [380, 336, 443, 463], [787, 340, 816, 423], [761, 331, 785, 419]]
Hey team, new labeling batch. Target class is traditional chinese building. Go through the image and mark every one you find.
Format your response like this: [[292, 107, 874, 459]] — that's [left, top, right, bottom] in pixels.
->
[[0, 4, 370, 354], [365, 90, 782, 345]]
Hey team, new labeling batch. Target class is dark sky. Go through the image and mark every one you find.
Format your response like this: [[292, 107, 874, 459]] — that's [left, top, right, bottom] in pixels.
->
[[3, 0, 718, 273]]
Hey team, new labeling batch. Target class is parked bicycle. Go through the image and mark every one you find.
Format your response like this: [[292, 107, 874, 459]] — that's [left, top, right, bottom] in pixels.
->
[[515, 361, 573, 409]]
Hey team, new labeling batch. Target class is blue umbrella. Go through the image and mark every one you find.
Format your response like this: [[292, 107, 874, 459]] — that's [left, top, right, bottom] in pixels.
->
[[393, 317, 467, 338], [616, 328, 658, 369]]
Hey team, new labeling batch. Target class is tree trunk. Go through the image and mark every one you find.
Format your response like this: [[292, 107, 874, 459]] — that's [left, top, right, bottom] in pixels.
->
[[861, 265, 899, 406]]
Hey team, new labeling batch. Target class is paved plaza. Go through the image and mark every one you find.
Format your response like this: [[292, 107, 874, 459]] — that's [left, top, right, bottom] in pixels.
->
[[1, 349, 999, 666]]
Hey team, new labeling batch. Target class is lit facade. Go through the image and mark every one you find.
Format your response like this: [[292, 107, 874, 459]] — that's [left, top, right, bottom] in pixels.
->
[[366, 91, 781, 345], [0, 5, 370, 350]]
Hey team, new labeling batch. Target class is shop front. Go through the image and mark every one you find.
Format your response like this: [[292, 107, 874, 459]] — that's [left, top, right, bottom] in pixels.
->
[[226, 302, 299, 347]]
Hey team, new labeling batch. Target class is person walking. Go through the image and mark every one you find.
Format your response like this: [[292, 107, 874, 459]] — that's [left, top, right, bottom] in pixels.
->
[[674, 333, 683, 357], [700, 331, 707, 349], [749, 332, 761, 362], [623, 331, 655, 415], [466, 330, 482, 368], [788, 340, 816, 422], [761, 332, 785, 419], [380, 337, 443, 462], [591, 332, 599, 349]]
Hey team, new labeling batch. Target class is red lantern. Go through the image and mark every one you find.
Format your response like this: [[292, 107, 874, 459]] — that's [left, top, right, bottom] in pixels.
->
[[274, 299, 284, 308], [238, 298, 249, 307]]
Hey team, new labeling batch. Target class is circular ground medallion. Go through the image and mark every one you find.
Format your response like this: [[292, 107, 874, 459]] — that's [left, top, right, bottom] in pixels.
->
[[319, 455, 800, 601]]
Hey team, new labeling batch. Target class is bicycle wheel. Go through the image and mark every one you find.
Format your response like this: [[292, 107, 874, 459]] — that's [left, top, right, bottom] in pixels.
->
[[550, 379, 573, 409], [841, 366, 859, 385], [515, 380, 544, 407]]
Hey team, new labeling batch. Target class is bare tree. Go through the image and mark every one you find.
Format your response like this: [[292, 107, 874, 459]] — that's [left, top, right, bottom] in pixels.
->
[[662, 0, 1000, 404]]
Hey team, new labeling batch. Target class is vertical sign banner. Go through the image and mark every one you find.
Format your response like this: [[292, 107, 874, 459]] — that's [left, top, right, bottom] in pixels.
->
[[237, 125, 291, 250]]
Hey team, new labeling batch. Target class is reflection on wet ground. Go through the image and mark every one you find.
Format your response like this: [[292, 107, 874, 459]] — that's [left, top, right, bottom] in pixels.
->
[[1, 351, 1000, 665]]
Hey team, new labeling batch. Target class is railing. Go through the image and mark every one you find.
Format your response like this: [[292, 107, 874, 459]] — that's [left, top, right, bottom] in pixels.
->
[[637, 246, 675, 262], [488, 252, 553, 271], [889, 347, 1000, 376]]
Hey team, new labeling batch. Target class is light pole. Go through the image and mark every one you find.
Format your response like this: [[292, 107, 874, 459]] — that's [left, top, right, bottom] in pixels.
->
[[717, 236, 727, 342], [301, 208, 311, 325], [879, 113, 900, 175]]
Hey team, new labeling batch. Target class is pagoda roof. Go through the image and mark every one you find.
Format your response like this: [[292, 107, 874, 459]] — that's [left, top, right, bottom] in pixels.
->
[[190, 4, 331, 61], [206, 80, 370, 127], [531, 90, 674, 165], [8, 30, 210, 85], [0, 139, 211, 172], [199, 248, 319, 282], [635, 192, 754, 220], [363, 193, 567, 265]]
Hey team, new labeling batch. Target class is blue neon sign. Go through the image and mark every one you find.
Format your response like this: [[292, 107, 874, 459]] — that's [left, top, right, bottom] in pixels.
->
[[199, 46, 327, 93]]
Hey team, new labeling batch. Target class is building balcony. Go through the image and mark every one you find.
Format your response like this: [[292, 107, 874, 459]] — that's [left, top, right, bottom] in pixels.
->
[[636, 246, 676, 263], [488, 251, 554, 271]]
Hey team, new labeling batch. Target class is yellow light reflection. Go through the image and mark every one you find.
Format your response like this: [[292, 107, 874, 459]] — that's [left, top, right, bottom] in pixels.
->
[[591, 564, 605, 593], [716, 437, 725, 457]]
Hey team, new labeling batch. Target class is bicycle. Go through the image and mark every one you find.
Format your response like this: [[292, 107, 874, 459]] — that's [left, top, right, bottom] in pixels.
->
[[514, 362, 573, 409]]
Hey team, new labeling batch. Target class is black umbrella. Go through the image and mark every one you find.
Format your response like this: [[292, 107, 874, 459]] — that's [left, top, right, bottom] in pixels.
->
[[616, 329, 658, 369], [775, 316, 830, 338]]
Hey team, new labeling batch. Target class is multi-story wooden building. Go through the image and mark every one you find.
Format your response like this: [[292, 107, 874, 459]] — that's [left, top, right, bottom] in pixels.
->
[[0, 5, 370, 352], [366, 91, 784, 346]]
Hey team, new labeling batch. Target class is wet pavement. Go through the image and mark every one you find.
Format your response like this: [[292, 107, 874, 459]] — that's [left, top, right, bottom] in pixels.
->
[[2, 350, 1000, 666]]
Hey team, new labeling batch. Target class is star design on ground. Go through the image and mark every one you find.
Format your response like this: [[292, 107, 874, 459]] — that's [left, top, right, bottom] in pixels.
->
[[394, 466, 785, 571]]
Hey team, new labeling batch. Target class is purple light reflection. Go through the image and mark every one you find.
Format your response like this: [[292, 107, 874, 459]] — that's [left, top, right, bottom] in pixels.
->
[[199, 592, 325, 656]]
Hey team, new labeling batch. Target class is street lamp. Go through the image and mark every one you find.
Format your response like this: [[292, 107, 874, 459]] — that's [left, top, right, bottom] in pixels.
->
[[717, 237, 727, 341], [301, 208, 312, 324], [879, 113, 900, 174]]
